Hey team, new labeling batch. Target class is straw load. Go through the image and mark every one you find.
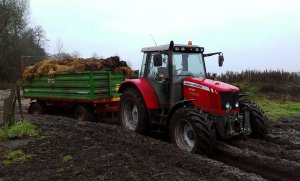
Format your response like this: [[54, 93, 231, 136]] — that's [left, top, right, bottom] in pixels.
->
[[22, 56, 135, 81]]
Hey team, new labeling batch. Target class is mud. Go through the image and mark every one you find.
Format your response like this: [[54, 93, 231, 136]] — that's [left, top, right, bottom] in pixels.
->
[[214, 117, 300, 181], [0, 138, 38, 153], [0, 115, 262, 181], [0, 89, 300, 180]]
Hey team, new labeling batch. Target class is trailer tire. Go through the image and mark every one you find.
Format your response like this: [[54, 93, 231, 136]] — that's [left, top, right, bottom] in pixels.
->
[[75, 105, 97, 122], [118, 88, 149, 134], [170, 107, 216, 155], [29, 102, 46, 115], [240, 100, 268, 139]]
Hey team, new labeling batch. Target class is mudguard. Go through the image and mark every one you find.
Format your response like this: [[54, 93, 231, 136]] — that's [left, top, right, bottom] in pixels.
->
[[166, 99, 194, 123], [118, 78, 159, 109]]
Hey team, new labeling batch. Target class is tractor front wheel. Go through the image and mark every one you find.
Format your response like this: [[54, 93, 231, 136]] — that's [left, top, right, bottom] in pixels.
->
[[118, 88, 149, 134], [240, 100, 268, 139], [170, 107, 216, 155]]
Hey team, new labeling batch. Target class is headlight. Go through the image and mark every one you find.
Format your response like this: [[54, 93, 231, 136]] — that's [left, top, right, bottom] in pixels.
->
[[235, 102, 239, 108], [225, 103, 231, 109]]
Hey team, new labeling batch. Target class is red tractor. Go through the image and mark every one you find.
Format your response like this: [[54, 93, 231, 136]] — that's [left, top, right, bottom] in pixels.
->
[[118, 41, 268, 154]]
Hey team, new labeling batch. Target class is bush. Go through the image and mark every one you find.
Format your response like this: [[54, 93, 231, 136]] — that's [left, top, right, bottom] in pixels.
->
[[218, 70, 300, 85]]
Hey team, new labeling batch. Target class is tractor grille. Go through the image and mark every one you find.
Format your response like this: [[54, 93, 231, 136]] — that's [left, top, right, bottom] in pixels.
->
[[220, 92, 239, 110]]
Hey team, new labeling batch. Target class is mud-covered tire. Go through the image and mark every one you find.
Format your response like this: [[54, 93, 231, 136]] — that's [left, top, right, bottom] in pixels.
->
[[75, 105, 97, 122], [170, 107, 216, 155], [118, 88, 149, 134], [240, 100, 268, 139], [29, 102, 46, 115]]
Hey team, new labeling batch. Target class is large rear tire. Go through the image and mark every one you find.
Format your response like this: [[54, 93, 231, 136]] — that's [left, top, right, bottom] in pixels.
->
[[240, 100, 268, 139], [118, 88, 149, 134], [170, 107, 216, 155]]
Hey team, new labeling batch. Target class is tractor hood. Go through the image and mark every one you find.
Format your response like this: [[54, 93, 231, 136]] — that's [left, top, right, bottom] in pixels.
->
[[183, 77, 239, 93]]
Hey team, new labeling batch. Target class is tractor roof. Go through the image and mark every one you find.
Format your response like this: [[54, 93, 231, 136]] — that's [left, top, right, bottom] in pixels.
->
[[141, 44, 204, 53]]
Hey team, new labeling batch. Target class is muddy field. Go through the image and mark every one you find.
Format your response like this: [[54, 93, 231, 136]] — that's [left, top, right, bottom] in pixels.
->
[[0, 90, 300, 180]]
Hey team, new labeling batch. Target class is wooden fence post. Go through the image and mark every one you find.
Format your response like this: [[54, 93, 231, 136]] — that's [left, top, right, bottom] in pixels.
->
[[2, 84, 23, 127]]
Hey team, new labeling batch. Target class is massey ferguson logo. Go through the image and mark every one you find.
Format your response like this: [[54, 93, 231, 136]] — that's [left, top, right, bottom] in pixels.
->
[[183, 81, 210, 92]]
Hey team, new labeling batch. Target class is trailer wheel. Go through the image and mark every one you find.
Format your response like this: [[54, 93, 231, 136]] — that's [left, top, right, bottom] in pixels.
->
[[170, 107, 216, 155], [75, 105, 97, 122], [119, 88, 149, 134], [29, 102, 45, 115], [240, 100, 268, 139]]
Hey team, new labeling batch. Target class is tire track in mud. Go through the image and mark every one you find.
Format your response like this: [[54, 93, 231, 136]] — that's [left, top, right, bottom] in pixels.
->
[[213, 117, 300, 181], [214, 141, 300, 181]]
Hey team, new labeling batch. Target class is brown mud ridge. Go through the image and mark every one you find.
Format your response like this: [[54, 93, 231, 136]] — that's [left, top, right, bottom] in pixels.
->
[[0, 115, 300, 180], [214, 116, 300, 180]]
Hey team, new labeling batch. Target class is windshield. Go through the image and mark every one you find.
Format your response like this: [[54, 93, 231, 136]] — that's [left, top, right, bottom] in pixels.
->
[[172, 53, 206, 78]]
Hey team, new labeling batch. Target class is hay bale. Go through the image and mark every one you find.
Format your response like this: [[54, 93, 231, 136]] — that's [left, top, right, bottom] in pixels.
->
[[22, 56, 135, 81]]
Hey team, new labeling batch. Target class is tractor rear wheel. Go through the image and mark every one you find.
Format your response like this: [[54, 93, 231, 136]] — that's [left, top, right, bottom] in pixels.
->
[[118, 88, 149, 134], [170, 107, 216, 155], [240, 100, 268, 139]]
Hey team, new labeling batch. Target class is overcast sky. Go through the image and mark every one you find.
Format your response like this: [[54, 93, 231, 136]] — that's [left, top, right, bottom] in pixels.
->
[[30, 0, 300, 73]]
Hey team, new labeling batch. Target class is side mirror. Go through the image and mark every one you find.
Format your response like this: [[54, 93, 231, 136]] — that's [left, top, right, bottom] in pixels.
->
[[218, 54, 224, 67], [153, 53, 162, 67]]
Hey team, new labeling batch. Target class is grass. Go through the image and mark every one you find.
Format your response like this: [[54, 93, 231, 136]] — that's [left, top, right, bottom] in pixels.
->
[[259, 100, 300, 119], [62, 155, 73, 163], [239, 84, 300, 119], [0, 121, 38, 140], [2, 150, 32, 166]]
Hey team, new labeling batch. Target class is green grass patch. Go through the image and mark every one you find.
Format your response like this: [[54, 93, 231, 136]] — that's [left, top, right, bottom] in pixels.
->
[[62, 155, 73, 163], [240, 85, 300, 119], [2, 150, 32, 166], [0, 121, 38, 140], [260, 101, 300, 119]]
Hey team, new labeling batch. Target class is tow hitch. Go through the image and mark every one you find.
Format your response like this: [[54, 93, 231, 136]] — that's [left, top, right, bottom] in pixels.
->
[[225, 107, 251, 137]]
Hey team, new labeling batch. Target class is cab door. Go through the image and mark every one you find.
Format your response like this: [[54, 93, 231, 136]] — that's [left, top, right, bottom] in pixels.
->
[[144, 52, 169, 108]]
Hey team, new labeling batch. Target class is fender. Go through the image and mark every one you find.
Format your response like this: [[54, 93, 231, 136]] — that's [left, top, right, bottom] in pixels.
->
[[118, 78, 159, 109], [166, 99, 194, 123]]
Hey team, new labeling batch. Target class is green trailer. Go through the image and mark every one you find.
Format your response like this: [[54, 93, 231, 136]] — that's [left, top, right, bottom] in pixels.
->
[[23, 71, 126, 121]]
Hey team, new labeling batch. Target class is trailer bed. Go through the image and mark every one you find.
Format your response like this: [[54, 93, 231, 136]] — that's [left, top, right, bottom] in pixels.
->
[[23, 71, 125, 103]]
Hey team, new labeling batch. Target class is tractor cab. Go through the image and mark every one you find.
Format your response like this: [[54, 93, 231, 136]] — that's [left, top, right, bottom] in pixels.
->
[[140, 41, 223, 109]]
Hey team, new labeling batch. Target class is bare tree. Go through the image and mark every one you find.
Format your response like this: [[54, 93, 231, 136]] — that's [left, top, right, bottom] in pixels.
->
[[33, 25, 48, 48], [55, 38, 64, 60], [71, 50, 81, 59], [0, 0, 46, 83]]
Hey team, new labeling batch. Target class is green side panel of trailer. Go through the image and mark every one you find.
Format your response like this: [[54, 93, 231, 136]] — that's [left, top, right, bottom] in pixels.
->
[[22, 71, 125, 101]]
